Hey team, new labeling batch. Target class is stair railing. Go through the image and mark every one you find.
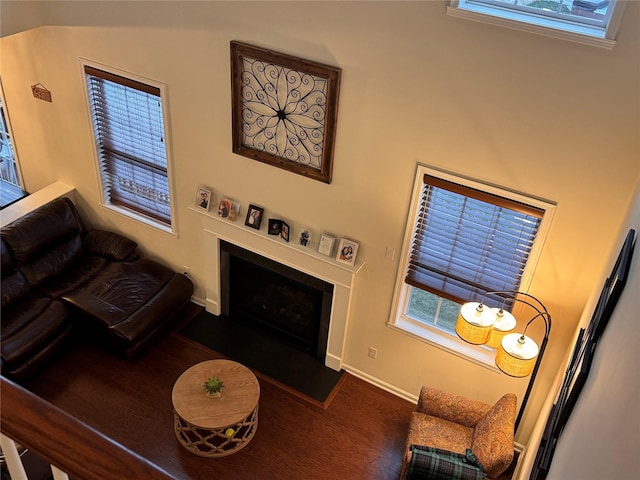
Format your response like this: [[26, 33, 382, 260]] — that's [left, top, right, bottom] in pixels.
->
[[0, 375, 176, 480]]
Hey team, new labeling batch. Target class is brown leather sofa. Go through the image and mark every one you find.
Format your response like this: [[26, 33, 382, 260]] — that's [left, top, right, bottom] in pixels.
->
[[1, 197, 193, 382]]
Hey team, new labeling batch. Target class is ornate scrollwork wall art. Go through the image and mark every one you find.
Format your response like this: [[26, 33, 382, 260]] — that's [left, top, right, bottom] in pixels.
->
[[231, 41, 341, 184]]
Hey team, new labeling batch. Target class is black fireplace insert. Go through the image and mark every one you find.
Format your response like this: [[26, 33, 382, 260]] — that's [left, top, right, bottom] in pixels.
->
[[219, 240, 333, 359]]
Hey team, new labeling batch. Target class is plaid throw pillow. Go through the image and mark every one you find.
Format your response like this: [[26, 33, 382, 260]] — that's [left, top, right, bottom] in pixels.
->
[[407, 446, 486, 480]]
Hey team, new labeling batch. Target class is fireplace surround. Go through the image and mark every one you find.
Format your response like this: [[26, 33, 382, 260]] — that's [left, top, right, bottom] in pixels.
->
[[219, 240, 333, 360], [202, 223, 363, 372]]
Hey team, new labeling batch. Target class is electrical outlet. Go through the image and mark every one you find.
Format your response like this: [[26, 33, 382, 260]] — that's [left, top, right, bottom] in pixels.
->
[[368, 346, 378, 359]]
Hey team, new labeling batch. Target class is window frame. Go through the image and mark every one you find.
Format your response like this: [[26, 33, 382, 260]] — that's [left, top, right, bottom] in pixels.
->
[[80, 59, 178, 234], [0, 78, 24, 189], [447, 0, 627, 49], [387, 164, 556, 369]]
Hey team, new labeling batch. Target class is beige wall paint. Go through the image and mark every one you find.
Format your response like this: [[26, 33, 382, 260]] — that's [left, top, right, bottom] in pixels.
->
[[1, 1, 638, 444], [518, 179, 639, 480]]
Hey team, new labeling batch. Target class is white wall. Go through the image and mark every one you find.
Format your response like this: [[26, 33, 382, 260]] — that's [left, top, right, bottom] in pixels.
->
[[1, 1, 638, 444], [519, 179, 640, 479]]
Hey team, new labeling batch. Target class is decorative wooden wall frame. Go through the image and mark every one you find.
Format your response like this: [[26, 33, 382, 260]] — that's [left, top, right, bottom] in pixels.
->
[[530, 228, 636, 480], [231, 41, 342, 184]]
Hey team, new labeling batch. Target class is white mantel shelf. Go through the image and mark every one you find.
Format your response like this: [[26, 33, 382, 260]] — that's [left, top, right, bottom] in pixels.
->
[[192, 205, 365, 372], [189, 205, 365, 279]]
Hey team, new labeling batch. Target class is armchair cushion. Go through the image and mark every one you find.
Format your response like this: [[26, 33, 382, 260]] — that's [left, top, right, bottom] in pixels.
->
[[417, 386, 492, 428], [407, 446, 485, 480], [407, 412, 474, 455], [471, 393, 517, 478]]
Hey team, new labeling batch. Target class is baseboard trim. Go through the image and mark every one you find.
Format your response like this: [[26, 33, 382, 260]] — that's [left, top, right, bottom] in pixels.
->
[[341, 364, 418, 404]]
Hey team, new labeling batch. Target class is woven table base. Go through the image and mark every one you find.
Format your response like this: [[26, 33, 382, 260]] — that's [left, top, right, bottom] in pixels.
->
[[174, 406, 259, 458]]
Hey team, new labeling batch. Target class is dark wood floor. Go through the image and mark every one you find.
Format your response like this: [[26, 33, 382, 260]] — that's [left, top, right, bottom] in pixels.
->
[[24, 305, 415, 480]]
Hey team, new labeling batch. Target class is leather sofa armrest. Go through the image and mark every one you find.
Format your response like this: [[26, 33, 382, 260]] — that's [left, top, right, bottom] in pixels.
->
[[416, 386, 492, 428], [83, 229, 138, 261]]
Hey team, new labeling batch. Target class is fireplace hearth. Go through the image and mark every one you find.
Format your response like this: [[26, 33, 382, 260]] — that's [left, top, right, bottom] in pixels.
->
[[219, 240, 333, 359]]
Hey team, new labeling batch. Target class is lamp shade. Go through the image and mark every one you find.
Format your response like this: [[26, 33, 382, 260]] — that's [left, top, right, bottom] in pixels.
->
[[456, 302, 495, 345], [486, 308, 517, 348], [496, 333, 539, 377]]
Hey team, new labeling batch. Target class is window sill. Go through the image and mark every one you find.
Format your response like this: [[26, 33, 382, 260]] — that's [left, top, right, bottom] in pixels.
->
[[446, 3, 616, 49], [388, 316, 501, 373], [102, 203, 176, 236]]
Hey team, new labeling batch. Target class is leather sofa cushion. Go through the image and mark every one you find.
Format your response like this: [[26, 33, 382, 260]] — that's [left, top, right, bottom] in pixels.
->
[[2, 239, 29, 308], [2, 198, 86, 288], [63, 259, 193, 357], [1, 238, 16, 277], [7, 324, 73, 381], [20, 235, 85, 287], [2, 269, 30, 309], [1, 197, 85, 265], [83, 229, 137, 261], [38, 255, 109, 299], [109, 271, 192, 352], [1, 294, 68, 365], [63, 258, 176, 326]]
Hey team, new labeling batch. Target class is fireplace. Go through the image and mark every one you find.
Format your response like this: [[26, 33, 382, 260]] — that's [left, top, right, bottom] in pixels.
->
[[219, 240, 333, 360], [203, 226, 361, 371]]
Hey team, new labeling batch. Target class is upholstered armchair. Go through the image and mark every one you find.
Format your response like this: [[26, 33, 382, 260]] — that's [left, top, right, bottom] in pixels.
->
[[400, 386, 516, 480]]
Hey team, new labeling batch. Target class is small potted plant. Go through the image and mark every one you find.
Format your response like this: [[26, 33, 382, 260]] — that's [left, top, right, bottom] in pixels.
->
[[203, 376, 224, 399]]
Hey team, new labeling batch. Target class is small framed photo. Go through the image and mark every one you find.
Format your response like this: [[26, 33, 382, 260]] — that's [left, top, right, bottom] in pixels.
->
[[228, 200, 241, 221], [268, 219, 282, 236], [218, 198, 231, 218], [196, 187, 212, 211], [336, 238, 359, 266], [218, 198, 240, 221], [267, 219, 290, 242], [318, 234, 335, 256], [281, 221, 290, 243], [299, 228, 312, 247], [245, 204, 264, 229]]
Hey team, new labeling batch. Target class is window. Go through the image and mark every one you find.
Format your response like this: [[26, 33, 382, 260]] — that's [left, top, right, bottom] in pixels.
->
[[0, 84, 22, 188], [0, 81, 27, 208], [447, 0, 627, 49], [84, 64, 174, 230], [388, 165, 555, 366]]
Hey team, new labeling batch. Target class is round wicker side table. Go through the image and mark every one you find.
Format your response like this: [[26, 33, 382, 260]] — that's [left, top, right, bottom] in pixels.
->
[[172, 359, 260, 457]]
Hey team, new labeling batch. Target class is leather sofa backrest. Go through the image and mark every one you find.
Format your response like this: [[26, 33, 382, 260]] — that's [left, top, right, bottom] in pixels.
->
[[1, 198, 87, 288], [1, 238, 30, 309]]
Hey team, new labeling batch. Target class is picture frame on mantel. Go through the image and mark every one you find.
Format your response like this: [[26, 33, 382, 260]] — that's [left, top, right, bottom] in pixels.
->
[[195, 187, 212, 211], [244, 204, 264, 230], [318, 234, 335, 257], [335, 238, 359, 267], [298, 228, 312, 247], [230, 41, 342, 184]]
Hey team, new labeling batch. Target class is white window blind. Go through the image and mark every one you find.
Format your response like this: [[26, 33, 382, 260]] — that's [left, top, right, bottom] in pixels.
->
[[405, 174, 544, 308], [84, 66, 171, 225]]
